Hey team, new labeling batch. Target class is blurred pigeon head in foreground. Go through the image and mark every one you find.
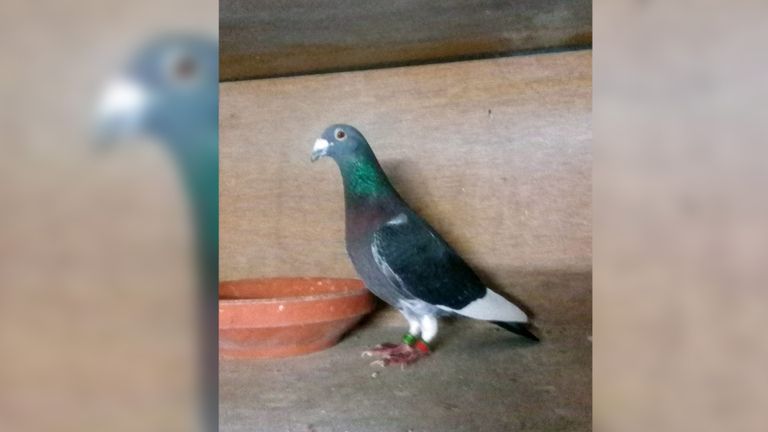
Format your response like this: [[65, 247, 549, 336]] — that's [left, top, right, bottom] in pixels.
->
[[94, 33, 219, 291], [96, 34, 218, 145], [94, 33, 218, 256], [95, 33, 219, 432], [94, 33, 219, 292]]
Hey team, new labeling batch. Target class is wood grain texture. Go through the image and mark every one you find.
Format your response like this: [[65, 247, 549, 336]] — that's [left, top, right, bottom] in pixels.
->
[[220, 50, 591, 313], [220, 0, 592, 81]]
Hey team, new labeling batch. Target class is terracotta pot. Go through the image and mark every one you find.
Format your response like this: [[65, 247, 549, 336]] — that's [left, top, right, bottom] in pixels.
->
[[219, 277, 374, 359]]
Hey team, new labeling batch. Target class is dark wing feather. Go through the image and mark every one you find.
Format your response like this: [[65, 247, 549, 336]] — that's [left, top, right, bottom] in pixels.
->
[[371, 214, 486, 309]]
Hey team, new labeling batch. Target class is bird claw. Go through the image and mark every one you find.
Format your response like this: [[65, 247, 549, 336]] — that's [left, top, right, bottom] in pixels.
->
[[362, 342, 428, 367], [373, 343, 400, 350], [361, 342, 402, 358]]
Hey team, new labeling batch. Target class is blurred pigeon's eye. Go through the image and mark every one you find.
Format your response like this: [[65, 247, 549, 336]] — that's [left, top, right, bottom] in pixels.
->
[[174, 57, 197, 80], [165, 52, 199, 85], [335, 129, 347, 140]]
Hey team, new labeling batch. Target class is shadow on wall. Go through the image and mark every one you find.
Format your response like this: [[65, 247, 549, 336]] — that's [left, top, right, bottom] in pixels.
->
[[381, 159, 429, 201], [380, 158, 592, 324], [472, 268, 592, 323], [381, 158, 452, 236], [357, 268, 592, 331]]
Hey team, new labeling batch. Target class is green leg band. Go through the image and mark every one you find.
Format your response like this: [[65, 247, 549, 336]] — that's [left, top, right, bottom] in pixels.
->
[[402, 333, 417, 346]]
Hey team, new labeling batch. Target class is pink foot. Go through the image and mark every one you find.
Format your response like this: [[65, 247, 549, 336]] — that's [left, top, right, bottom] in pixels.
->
[[362, 341, 430, 367], [361, 342, 413, 358]]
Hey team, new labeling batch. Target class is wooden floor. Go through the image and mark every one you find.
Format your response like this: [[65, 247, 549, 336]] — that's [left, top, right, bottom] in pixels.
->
[[221, 284, 592, 432]]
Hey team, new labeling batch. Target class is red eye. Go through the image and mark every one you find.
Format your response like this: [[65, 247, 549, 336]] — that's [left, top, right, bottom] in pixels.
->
[[173, 56, 198, 81], [165, 50, 199, 86], [335, 129, 346, 140]]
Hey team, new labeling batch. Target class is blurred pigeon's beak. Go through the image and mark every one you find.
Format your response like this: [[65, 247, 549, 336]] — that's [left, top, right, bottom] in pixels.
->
[[93, 76, 150, 148], [310, 138, 330, 162]]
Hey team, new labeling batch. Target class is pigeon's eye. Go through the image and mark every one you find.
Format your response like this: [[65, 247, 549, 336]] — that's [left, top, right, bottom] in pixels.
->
[[172, 56, 198, 81], [335, 129, 347, 140], [165, 51, 200, 85]]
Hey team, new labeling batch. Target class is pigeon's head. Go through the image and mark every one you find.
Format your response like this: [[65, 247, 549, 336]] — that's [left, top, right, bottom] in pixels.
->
[[95, 34, 218, 145], [311, 124, 371, 163]]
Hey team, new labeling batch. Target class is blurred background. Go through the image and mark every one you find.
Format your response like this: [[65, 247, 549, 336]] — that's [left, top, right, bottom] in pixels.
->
[[595, 1, 768, 431], [0, 1, 216, 431]]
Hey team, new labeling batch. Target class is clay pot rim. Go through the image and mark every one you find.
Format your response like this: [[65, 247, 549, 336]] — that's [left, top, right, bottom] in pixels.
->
[[220, 292, 364, 305], [220, 313, 363, 329], [219, 277, 368, 305], [218, 277, 375, 335]]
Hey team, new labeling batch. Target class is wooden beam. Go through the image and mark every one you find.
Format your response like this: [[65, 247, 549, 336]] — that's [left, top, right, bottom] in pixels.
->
[[220, 0, 592, 81]]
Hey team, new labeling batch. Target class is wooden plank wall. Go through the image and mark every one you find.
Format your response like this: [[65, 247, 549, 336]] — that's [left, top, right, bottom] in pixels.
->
[[219, 50, 591, 320], [220, 0, 592, 80]]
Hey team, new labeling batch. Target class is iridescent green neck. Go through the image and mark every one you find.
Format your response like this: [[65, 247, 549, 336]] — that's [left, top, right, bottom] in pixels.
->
[[342, 158, 391, 198]]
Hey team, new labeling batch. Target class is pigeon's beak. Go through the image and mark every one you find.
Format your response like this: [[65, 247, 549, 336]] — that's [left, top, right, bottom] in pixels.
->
[[310, 138, 330, 162], [93, 76, 150, 148]]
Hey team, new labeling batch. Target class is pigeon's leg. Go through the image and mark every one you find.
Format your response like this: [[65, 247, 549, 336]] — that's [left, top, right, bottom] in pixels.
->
[[362, 317, 420, 358], [369, 316, 436, 367], [419, 315, 438, 345]]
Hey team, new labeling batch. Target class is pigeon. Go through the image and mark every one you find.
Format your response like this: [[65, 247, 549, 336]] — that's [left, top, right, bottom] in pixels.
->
[[95, 34, 219, 283], [95, 34, 218, 428], [311, 124, 539, 366]]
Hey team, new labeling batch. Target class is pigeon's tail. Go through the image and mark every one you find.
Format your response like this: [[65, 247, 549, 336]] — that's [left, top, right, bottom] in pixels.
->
[[492, 321, 540, 342]]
